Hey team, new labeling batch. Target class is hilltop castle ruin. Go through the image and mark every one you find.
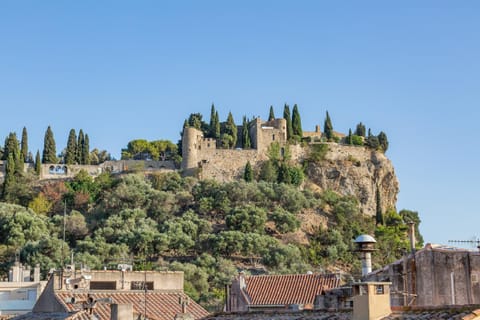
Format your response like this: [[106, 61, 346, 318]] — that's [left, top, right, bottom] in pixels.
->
[[181, 117, 311, 180]]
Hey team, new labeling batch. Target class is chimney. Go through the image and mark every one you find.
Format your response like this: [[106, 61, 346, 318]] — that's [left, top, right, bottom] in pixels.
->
[[354, 235, 377, 277], [238, 272, 246, 290], [407, 222, 416, 254], [174, 297, 194, 320], [34, 264, 40, 282], [315, 125, 320, 133], [110, 303, 133, 320]]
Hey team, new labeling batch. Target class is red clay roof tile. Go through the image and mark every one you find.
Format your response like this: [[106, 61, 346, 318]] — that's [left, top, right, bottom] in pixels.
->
[[244, 274, 340, 306], [55, 291, 209, 320]]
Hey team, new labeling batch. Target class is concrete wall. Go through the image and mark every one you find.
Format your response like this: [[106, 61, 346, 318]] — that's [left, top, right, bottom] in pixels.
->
[[367, 245, 480, 307], [87, 270, 184, 291]]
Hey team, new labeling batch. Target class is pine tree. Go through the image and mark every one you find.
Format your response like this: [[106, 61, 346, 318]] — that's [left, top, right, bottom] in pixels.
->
[[283, 104, 293, 140], [77, 129, 84, 164], [242, 116, 251, 149], [20, 127, 28, 163], [268, 106, 275, 121], [323, 111, 334, 140], [35, 150, 41, 175], [65, 129, 77, 164], [244, 161, 254, 182], [83, 134, 90, 165], [224, 112, 237, 148], [42, 126, 57, 164], [292, 104, 303, 139]]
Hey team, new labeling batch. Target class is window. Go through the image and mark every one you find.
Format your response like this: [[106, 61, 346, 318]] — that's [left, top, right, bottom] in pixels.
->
[[272, 134, 275, 141], [375, 285, 384, 295], [131, 281, 154, 290], [90, 281, 116, 290]]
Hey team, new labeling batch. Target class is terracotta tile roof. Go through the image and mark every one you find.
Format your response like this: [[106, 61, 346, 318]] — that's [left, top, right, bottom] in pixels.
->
[[202, 310, 352, 320], [244, 274, 340, 306], [55, 291, 210, 320]]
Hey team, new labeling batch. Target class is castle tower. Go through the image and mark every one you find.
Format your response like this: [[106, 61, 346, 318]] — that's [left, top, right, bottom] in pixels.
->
[[181, 127, 202, 175]]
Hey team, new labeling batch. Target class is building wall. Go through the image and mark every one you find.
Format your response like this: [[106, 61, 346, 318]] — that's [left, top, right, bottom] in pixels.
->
[[366, 245, 480, 307], [87, 270, 184, 291]]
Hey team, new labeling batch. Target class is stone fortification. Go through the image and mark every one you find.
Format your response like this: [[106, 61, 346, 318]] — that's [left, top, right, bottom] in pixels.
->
[[180, 118, 398, 216], [39, 160, 176, 180], [182, 117, 287, 179], [0, 160, 176, 182]]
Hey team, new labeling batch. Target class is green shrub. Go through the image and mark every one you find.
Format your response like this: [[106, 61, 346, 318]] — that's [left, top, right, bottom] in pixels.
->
[[308, 144, 329, 163]]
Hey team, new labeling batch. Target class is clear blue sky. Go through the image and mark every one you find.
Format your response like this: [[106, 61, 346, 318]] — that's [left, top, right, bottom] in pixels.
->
[[1, 1, 479, 248]]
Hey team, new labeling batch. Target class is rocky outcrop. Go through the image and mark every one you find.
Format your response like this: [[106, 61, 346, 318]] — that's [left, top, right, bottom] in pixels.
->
[[302, 144, 399, 216]]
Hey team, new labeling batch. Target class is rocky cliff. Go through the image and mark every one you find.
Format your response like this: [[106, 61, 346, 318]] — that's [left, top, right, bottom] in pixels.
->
[[301, 144, 399, 216]]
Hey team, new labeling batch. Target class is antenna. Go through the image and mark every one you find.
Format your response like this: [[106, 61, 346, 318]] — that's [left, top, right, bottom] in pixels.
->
[[448, 237, 480, 251], [62, 200, 66, 269]]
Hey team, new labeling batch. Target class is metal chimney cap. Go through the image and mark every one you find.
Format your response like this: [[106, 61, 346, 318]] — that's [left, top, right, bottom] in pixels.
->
[[355, 234, 377, 243]]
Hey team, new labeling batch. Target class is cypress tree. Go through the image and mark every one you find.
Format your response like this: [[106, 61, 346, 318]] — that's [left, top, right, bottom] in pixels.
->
[[209, 104, 217, 138], [292, 104, 303, 139], [2, 153, 15, 201], [42, 126, 57, 164], [355, 122, 366, 137], [244, 161, 254, 182], [375, 187, 384, 225], [224, 112, 237, 148], [4, 132, 23, 174], [35, 150, 41, 175], [83, 134, 90, 165], [323, 111, 334, 140], [283, 104, 293, 140], [20, 127, 28, 163], [378, 131, 389, 153], [242, 116, 251, 149], [347, 129, 353, 145], [65, 129, 77, 164], [77, 129, 84, 164], [268, 105, 275, 121], [214, 111, 220, 139]]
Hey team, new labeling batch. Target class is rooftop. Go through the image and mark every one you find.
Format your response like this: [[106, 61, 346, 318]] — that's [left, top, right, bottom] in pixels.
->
[[244, 273, 340, 306]]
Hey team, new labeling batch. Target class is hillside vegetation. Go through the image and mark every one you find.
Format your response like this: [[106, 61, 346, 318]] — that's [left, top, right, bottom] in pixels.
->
[[0, 106, 422, 310], [0, 169, 421, 310]]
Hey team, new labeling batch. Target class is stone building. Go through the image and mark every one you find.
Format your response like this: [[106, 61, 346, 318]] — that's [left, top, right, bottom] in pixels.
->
[[0, 262, 46, 316], [181, 117, 289, 180], [365, 243, 480, 307], [17, 266, 209, 320]]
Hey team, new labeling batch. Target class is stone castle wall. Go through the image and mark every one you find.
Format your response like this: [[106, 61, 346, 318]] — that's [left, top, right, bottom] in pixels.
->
[[0, 160, 176, 182], [181, 117, 289, 179], [198, 149, 264, 182]]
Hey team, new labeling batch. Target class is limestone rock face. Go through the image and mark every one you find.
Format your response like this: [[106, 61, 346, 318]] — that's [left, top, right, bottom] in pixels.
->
[[303, 144, 399, 216]]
